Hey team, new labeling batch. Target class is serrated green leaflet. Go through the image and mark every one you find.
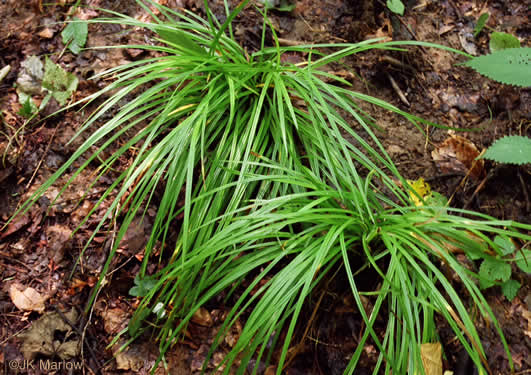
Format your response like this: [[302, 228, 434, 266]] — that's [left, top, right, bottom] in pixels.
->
[[479, 258, 511, 283], [42, 57, 78, 105], [62, 17, 88, 54], [464, 48, 531, 87], [482, 135, 531, 165], [501, 279, 520, 301], [494, 235, 515, 256]]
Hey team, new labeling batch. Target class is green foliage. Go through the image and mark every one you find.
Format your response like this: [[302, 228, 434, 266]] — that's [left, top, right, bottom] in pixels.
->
[[478, 258, 511, 288], [261, 0, 295, 11], [129, 274, 158, 297], [475, 235, 528, 300], [17, 93, 37, 118], [515, 249, 531, 273], [482, 135, 531, 165], [42, 57, 78, 105], [61, 17, 88, 54], [463, 47, 531, 87], [387, 0, 405, 15], [489, 31, 520, 52], [494, 235, 516, 256], [501, 279, 520, 301], [473, 13, 489, 37], [10, 0, 531, 374]]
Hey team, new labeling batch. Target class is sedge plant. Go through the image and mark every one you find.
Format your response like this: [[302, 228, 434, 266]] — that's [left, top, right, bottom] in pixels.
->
[[9, 0, 531, 373]]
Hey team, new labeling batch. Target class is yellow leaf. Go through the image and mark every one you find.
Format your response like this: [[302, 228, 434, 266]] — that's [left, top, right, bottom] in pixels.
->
[[420, 342, 442, 375], [408, 178, 431, 206]]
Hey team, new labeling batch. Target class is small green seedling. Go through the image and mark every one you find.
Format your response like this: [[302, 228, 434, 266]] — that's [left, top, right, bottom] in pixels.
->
[[61, 17, 88, 54], [387, 0, 405, 15], [489, 31, 520, 53], [473, 13, 489, 37], [476, 236, 530, 301]]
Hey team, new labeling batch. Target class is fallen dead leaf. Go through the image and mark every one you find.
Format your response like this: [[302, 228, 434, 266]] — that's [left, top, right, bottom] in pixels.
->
[[102, 308, 129, 335], [191, 307, 213, 327], [18, 308, 80, 360], [9, 284, 46, 313], [224, 319, 242, 348], [1, 214, 30, 239], [46, 224, 72, 264], [37, 28, 54, 39], [523, 309, 531, 339], [431, 135, 485, 180], [419, 342, 442, 375], [113, 341, 147, 371]]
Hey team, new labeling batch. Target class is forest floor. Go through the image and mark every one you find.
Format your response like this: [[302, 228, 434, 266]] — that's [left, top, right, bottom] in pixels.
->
[[0, 0, 530, 374]]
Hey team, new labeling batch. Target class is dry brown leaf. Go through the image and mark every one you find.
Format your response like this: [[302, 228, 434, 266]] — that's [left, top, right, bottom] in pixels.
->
[[432, 135, 485, 180], [419, 342, 442, 375], [37, 28, 54, 39], [114, 348, 144, 371], [18, 308, 79, 360], [1, 214, 30, 239], [9, 284, 46, 313], [523, 309, 531, 339], [46, 224, 72, 264], [191, 307, 213, 327], [103, 308, 129, 335]]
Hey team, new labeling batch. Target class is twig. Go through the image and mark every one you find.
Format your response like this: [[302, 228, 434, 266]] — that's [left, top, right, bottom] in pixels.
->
[[448, 150, 487, 207], [463, 170, 492, 210], [277, 37, 306, 46], [53, 307, 101, 373], [447, 0, 463, 19], [0, 323, 32, 347], [380, 55, 415, 72], [387, 73, 410, 106], [518, 168, 530, 212], [26, 123, 60, 189]]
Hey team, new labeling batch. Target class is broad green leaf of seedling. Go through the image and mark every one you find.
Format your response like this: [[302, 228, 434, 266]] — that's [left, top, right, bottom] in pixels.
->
[[473, 13, 489, 37], [501, 279, 520, 301], [62, 17, 88, 54], [387, 0, 405, 15], [17, 92, 37, 118], [42, 57, 78, 106], [514, 248, 531, 273], [489, 32, 520, 53], [494, 235, 515, 256], [129, 274, 158, 297], [479, 258, 511, 289]]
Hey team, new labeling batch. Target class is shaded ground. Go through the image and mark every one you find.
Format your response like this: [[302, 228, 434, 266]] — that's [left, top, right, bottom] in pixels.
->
[[0, 0, 530, 374]]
